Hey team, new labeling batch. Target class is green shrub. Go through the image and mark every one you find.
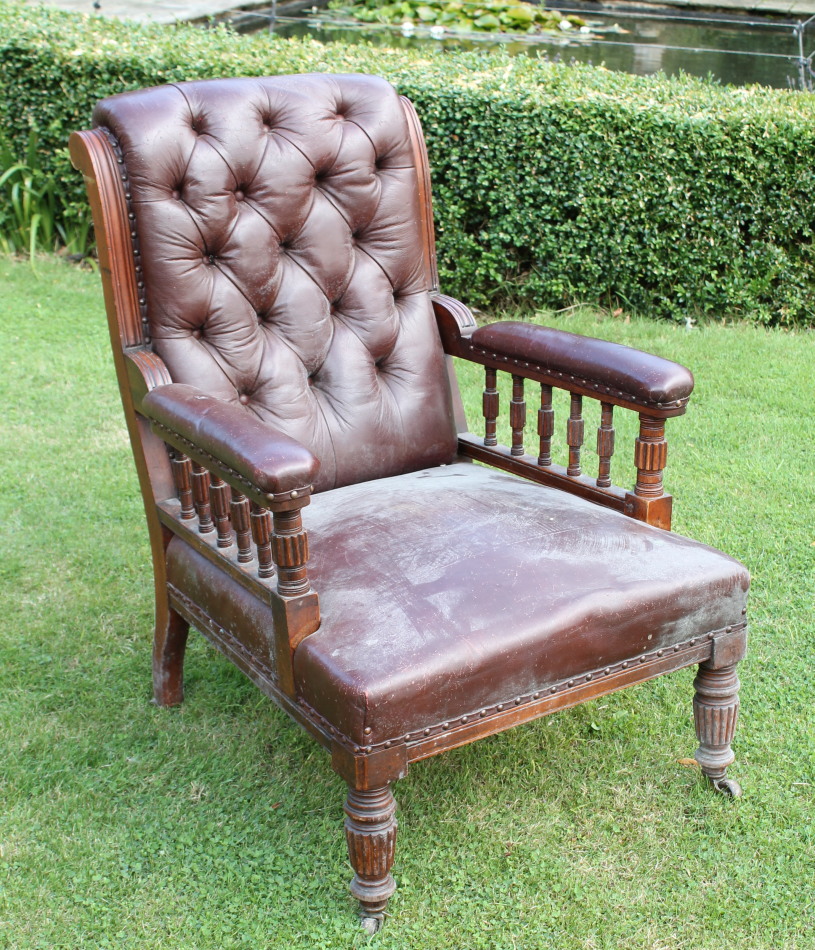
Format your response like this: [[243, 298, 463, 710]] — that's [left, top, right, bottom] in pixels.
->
[[2, 0, 815, 324]]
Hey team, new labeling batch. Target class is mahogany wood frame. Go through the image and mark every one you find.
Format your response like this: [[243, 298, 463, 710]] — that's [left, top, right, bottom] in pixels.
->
[[70, 92, 745, 930]]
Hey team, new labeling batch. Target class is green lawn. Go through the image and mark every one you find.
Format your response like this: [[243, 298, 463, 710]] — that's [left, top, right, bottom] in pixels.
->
[[1, 255, 813, 949]]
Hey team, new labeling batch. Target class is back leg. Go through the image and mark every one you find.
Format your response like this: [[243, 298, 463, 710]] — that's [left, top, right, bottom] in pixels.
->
[[153, 600, 189, 706]]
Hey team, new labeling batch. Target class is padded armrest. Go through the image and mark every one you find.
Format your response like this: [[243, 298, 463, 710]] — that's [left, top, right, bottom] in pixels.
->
[[142, 383, 320, 499], [471, 322, 694, 411]]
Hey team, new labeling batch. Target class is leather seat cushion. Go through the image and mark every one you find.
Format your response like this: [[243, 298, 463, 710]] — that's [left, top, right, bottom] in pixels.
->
[[294, 463, 749, 744]]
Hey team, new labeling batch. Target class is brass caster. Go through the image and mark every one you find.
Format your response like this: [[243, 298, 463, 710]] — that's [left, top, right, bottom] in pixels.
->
[[711, 776, 743, 798], [360, 915, 383, 935]]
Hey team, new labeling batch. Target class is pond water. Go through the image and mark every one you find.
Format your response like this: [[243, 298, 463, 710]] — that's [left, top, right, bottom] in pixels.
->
[[239, 2, 814, 90]]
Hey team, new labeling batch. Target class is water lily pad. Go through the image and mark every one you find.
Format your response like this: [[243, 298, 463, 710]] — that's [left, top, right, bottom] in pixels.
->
[[503, 5, 534, 24], [326, 0, 578, 37], [474, 13, 501, 29]]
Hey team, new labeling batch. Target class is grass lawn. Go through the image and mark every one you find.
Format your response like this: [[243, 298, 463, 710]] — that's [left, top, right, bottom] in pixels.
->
[[1, 255, 813, 949]]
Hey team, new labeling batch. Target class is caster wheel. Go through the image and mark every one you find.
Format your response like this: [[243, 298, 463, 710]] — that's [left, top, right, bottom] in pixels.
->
[[712, 777, 743, 798], [360, 916, 383, 935]]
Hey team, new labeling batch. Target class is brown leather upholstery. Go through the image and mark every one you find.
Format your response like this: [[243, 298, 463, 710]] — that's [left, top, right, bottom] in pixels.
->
[[72, 72, 750, 929], [297, 464, 747, 743], [143, 383, 319, 495], [165, 463, 748, 746], [93, 74, 458, 493]]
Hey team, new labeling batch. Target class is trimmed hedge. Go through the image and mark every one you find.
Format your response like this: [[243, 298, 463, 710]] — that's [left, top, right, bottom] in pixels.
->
[[3, 0, 815, 324]]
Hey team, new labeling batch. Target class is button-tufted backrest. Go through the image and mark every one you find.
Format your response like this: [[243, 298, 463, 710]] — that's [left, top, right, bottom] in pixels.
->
[[93, 74, 458, 492]]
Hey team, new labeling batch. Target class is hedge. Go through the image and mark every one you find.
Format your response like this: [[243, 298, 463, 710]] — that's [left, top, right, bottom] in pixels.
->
[[3, 0, 815, 324]]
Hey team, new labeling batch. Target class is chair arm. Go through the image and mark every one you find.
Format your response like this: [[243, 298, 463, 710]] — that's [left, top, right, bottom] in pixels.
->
[[143, 383, 321, 689], [435, 296, 695, 530], [436, 299, 694, 416], [142, 383, 319, 507], [472, 322, 693, 414]]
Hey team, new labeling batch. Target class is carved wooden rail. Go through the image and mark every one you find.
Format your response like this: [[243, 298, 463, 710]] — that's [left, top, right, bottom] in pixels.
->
[[165, 447, 309, 596], [123, 349, 319, 696], [432, 295, 684, 530], [458, 366, 673, 529], [158, 441, 320, 697]]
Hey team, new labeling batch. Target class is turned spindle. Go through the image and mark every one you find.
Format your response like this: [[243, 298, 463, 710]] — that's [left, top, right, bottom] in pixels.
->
[[272, 509, 310, 596], [344, 785, 398, 925], [537, 384, 554, 466], [596, 402, 615, 488], [209, 474, 233, 548], [634, 414, 668, 497], [250, 502, 274, 578], [230, 489, 254, 563], [566, 393, 584, 477], [510, 374, 526, 457], [191, 462, 214, 534], [170, 450, 195, 520], [483, 367, 498, 447]]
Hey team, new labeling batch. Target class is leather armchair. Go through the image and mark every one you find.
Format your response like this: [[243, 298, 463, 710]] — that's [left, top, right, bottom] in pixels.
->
[[70, 73, 748, 932]]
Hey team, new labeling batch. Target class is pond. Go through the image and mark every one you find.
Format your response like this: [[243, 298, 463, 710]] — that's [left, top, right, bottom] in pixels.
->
[[232, 1, 815, 90]]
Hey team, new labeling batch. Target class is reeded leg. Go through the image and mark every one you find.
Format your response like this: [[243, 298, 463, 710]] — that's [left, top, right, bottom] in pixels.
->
[[152, 601, 189, 707], [344, 785, 397, 933], [693, 661, 742, 797]]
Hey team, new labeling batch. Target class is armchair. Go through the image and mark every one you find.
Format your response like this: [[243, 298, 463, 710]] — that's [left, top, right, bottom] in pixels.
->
[[70, 73, 748, 931]]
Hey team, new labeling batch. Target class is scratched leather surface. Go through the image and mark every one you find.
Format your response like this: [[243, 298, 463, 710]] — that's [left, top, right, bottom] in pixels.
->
[[164, 462, 748, 744], [292, 463, 749, 744], [94, 74, 457, 492]]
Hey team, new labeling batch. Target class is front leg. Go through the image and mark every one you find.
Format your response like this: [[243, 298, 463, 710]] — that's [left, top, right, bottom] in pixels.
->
[[344, 785, 398, 932], [693, 661, 742, 797]]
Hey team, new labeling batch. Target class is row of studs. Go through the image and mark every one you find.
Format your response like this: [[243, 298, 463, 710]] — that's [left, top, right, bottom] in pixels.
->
[[300, 618, 747, 755], [188, 236, 409, 307], [152, 420, 311, 505], [169, 584, 278, 673], [178, 279, 409, 323], [102, 127, 150, 344], [467, 343, 689, 412], [181, 329, 393, 397]]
